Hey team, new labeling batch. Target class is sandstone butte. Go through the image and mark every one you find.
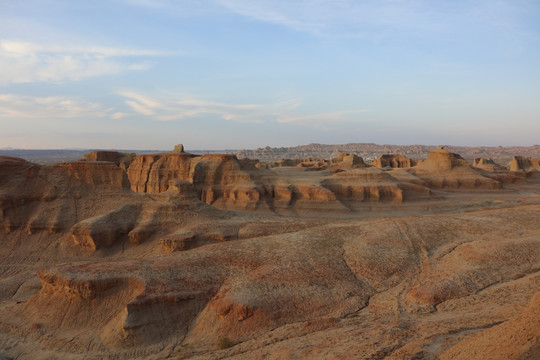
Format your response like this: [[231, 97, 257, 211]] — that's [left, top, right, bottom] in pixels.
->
[[0, 144, 539, 360]]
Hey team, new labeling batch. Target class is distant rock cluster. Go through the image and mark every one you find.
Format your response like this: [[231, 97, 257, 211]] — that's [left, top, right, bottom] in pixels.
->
[[237, 143, 540, 165]]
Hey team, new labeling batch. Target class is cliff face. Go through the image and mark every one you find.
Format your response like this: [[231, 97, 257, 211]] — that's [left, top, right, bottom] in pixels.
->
[[126, 153, 262, 209], [0, 157, 131, 235], [127, 153, 198, 193]]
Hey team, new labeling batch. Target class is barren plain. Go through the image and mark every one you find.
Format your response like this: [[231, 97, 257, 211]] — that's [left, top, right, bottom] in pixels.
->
[[0, 145, 539, 359]]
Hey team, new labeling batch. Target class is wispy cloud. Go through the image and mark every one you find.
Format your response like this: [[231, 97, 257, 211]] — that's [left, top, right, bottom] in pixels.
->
[[118, 91, 369, 128], [213, 0, 531, 40], [0, 40, 169, 85], [213, 0, 435, 37], [0, 94, 111, 119], [119, 91, 298, 123]]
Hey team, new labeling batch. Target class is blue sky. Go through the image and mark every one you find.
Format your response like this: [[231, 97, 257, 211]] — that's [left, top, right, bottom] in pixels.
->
[[1, 0, 539, 150]]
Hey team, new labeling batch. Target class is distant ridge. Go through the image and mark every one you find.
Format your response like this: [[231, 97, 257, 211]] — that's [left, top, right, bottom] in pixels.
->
[[236, 143, 540, 164]]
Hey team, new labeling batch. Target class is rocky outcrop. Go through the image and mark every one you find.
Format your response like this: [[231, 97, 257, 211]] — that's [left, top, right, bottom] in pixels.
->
[[0, 157, 133, 235], [416, 146, 469, 171], [255, 158, 303, 169], [82, 151, 136, 171], [508, 156, 540, 173], [322, 167, 429, 203], [171, 144, 185, 153], [190, 154, 261, 209], [70, 204, 142, 250], [332, 153, 366, 169], [410, 147, 502, 189], [371, 154, 418, 169], [472, 157, 506, 172], [127, 153, 198, 193], [127, 153, 262, 209]]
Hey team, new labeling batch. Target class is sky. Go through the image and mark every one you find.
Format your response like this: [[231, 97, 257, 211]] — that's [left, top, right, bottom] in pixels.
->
[[1, 0, 539, 150]]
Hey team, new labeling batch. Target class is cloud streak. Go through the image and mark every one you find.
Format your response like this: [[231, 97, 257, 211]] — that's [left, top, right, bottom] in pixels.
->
[[214, 0, 531, 40], [0, 40, 169, 85], [120, 91, 286, 123], [0, 94, 111, 119], [118, 91, 369, 128]]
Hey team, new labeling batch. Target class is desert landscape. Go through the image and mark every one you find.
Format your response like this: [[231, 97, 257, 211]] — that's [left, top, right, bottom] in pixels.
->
[[2, 1, 540, 359], [0, 144, 538, 359]]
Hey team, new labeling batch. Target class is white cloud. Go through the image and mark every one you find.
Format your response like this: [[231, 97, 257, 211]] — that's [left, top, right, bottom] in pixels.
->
[[111, 112, 128, 119], [117, 91, 369, 127], [119, 91, 274, 123], [0, 40, 168, 85], [213, 0, 529, 40], [125, 100, 155, 116], [0, 93, 112, 119]]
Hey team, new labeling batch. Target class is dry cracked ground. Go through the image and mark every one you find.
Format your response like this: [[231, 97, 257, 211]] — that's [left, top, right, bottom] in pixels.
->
[[0, 147, 539, 359]]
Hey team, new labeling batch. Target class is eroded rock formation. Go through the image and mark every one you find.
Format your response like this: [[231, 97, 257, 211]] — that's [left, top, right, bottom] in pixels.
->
[[472, 157, 506, 172], [509, 155, 540, 173], [407, 147, 502, 189], [372, 153, 418, 169], [82, 151, 136, 171], [1, 145, 540, 360]]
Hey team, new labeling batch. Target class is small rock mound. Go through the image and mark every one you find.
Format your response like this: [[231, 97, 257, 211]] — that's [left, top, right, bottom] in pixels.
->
[[333, 153, 366, 169], [472, 157, 506, 172], [171, 144, 185, 154], [417, 146, 469, 171]]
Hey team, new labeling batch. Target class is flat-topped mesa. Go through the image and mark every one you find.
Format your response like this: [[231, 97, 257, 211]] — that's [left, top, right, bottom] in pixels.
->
[[472, 157, 506, 172], [508, 156, 540, 173], [416, 146, 469, 171], [81, 151, 136, 171], [126, 150, 262, 209], [372, 154, 418, 169]]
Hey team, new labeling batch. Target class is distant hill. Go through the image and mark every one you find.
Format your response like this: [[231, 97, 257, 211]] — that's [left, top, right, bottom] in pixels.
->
[[236, 143, 540, 164]]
